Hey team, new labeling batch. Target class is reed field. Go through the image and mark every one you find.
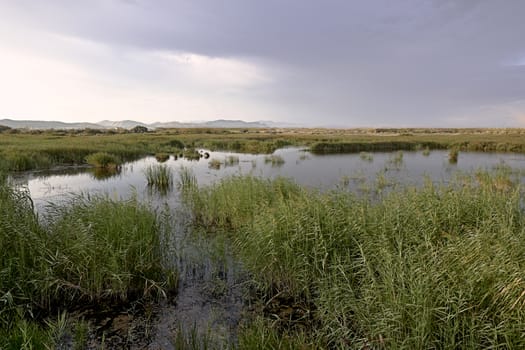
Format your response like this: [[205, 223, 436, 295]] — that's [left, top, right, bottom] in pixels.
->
[[184, 169, 525, 349], [0, 174, 177, 348]]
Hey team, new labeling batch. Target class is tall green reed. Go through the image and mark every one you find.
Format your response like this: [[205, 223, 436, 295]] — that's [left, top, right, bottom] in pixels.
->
[[185, 170, 525, 348]]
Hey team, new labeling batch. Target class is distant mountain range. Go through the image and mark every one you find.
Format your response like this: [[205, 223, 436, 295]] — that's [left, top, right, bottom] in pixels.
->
[[0, 118, 299, 130]]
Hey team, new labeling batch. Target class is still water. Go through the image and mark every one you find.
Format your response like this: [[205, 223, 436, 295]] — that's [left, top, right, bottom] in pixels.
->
[[13, 148, 525, 212]]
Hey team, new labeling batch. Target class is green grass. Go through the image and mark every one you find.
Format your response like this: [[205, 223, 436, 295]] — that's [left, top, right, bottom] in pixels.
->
[[85, 152, 121, 168], [0, 176, 176, 348], [178, 167, 197, 193], [185, 170, 525, 348], [182, 148, 201, 161], [145, 164, 173, 193]]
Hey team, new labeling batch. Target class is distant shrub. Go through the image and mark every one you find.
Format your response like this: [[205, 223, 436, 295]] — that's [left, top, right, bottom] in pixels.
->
[[166, 139, 185, 149], [131, 125, 148, 133]]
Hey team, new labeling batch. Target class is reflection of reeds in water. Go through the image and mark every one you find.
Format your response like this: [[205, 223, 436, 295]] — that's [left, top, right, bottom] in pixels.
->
[[388, 151, 404, 166], [208, 158, 222, 170], [224, 155, 239, 167], [178, 166, 197, 192], [449, 148, 459, 163], [145, 164, 173, 192], [264, 155, 285, 166], [91, 166, 122, 180], [299, 153, 310, 161], [359, 152, 373, 162]]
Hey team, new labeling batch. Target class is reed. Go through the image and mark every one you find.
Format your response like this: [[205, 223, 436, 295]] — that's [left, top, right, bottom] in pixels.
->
[[182, 148, 201, 161], [186, 170, 525, 348], [85, 152, 121, 168], [145, 164, 173, 192], [178, 166, 197, 192], [0, 177, 176, 348]]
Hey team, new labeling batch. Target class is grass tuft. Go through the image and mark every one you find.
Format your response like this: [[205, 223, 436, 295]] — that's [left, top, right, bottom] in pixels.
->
[[85, 152, 121, 168], [145, 164, 173, 192]]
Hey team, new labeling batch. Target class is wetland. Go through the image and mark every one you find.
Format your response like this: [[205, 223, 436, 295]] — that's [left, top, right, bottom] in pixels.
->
[[2, 128, 525, 349]]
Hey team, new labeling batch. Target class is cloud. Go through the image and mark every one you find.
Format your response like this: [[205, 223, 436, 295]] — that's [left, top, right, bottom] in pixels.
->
[[0, 29, 277, 122], [152, 51, 270, 89], [0, 0, 525, 126]]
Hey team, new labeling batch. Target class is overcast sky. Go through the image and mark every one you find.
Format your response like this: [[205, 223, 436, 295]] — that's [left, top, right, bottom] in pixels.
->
[[1, 0, 524, 127]]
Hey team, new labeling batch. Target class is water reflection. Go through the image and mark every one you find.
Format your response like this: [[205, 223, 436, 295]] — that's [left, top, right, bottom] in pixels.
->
[[90, 166, 122, 180]]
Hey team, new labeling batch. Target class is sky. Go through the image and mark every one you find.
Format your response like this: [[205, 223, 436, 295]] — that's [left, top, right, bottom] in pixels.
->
[[1, 0, 525, 127]]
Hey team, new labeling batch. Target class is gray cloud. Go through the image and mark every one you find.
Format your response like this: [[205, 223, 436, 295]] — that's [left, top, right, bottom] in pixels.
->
[[1, 0, 525, 126]]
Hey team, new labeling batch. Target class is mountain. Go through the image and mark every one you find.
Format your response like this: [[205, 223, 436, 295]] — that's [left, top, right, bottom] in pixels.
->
[[201, 119, 268, 128], [0, 119, 101, 130], [0, 118, 300, 130], [97, 120, 149, 129]]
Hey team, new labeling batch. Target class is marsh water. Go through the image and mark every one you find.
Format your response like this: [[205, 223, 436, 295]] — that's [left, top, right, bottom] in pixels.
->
[[10, 148, 525, 348]]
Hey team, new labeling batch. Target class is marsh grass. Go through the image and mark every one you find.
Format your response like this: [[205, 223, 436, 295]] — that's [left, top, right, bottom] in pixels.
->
[[186, 170, 525, 348], [0, 177, 176, 348], [178, 167, 197, 192], [85, 152, 121, 168], [145, 164, 173, 192], [422, 146, 431, 156], [183, 148, 201, 161]]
